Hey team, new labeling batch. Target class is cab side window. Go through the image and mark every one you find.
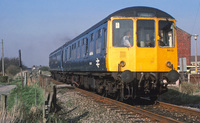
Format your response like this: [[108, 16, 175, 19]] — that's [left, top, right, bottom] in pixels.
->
[[159, 21, 174, 47]]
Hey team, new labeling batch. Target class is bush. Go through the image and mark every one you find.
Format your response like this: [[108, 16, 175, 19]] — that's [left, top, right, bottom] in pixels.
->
[[6, 65, 20, 76], [0, 75, 8, 83]]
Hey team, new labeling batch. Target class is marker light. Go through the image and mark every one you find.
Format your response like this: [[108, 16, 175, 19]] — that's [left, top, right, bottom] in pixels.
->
[[120, 61, 126, 67], [166, 61, 172, 68]]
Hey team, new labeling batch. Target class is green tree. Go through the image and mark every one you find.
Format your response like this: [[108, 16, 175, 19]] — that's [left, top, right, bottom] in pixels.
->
[[39, 66, 49, 71], [0, 57, 27, 75]]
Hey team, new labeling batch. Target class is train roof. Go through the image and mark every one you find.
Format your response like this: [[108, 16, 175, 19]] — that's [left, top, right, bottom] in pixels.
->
[[66, 6, 174, 43], [50, 6, 175, 55], [49, 45, 63, 56], [109, 6, 174, 19]]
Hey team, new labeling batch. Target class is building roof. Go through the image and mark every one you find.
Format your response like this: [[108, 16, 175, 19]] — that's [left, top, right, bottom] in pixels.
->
[[177, 27, 192, 36], [191, 56, 200, 62]]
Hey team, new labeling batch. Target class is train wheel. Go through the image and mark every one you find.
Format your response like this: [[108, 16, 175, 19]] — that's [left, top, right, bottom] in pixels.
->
[[113, 90, 120, 101], [102, 90, 108, 97], [132, 97, 141, 105]]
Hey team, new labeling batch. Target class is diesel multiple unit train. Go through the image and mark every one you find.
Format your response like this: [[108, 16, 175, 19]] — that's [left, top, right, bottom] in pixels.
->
[[49, 6, 179, 101]]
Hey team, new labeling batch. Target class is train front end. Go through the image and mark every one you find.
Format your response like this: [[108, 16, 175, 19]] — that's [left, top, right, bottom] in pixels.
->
[[106, 7, 179, 101]]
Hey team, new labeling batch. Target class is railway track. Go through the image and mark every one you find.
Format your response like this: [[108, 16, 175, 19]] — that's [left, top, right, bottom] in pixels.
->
[[46, 75, 200, 122], [159, 101, 200, 118], [75, 87, 181, 123], [157, 102, 200, 122]]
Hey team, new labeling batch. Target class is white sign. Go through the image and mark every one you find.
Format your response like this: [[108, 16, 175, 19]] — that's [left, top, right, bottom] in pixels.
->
[[179, 57, 187, 72], [96, 58, 100, 68], [115, 22, 120, 29]]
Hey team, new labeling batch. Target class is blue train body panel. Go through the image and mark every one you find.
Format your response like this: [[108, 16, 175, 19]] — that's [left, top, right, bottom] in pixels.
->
[[49, 23, 107, 72]]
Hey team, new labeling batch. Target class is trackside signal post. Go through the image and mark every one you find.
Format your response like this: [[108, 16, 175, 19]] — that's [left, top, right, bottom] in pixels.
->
[[2, 39, 5, 76]]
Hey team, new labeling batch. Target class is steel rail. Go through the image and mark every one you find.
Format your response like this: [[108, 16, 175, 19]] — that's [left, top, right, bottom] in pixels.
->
[[75, 88, 181, 123], [159, 102, 200, 120]]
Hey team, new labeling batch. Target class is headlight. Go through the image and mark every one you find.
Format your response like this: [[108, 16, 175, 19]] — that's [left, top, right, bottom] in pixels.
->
[[120, 61, 126, 67], [166, 61, 172, 68], [163, 79, 168, 84]]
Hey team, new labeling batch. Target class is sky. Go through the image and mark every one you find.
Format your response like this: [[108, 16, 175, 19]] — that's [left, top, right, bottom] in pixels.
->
[[0, 0, 200, 67]]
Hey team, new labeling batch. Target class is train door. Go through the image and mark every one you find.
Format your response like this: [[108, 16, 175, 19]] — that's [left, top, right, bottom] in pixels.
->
[[97, 25, 107, 71], [102, 25, 107, 56], [135, 19, 157, 71], [157, 20, 177, 72]]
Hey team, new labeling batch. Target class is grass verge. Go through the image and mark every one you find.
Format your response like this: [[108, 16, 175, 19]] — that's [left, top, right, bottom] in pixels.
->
[[7, 84, 45, 122]]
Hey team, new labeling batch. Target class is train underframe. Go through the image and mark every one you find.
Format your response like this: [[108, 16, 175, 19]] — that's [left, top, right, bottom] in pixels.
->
[[51, 71, 169, 102]]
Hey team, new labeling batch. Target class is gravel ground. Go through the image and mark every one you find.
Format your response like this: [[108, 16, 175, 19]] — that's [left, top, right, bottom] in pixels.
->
[[55, 86, 200, 123], [55, 87, 149, 123]]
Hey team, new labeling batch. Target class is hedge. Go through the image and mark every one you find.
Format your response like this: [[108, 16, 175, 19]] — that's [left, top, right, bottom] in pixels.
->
[[0, 75, 8, 83]]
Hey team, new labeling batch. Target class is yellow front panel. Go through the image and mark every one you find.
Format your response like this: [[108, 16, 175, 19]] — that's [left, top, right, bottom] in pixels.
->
[[157, 48, 178, 72], [135, 48, 157, 71], [107, 47, 135, 71], [106, 17, 177, 72]]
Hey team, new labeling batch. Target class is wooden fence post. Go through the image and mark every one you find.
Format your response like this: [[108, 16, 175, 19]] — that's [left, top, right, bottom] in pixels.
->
[[1, 94, 7, 122], [24, 72, 27, 86], [1, 94, 7, 113]]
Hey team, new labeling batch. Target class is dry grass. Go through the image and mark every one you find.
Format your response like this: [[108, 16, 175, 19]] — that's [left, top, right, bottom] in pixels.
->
[[180, 82, 199, 95], [161, 82, 200, 105]]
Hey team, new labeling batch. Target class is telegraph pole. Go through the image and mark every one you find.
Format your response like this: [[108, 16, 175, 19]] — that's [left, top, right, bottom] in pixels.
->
[[19, 49, 23, 88], [194, 34, 198, 74], [2, 39, 5, 76]]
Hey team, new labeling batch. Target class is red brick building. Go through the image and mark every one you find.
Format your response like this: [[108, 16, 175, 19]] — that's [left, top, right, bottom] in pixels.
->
[[176, 27, 192, 65]]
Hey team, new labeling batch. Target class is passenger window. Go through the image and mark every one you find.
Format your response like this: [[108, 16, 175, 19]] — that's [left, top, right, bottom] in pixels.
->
[[85, 38, 88, 57], [64, 48, 67, 62], [52, 55, 56, 64], [77, 41, 81, 58], [103, 28, 107, 49], [81, 39, 85, 58], [113, 19, 133, 47], [56, 52, 61, 62], [63, 49, 65, 62], [137, 20, 155, 47], [81, 38, 88, 57], [72, 43, 76, 60], [89, 33, 94, 56], [159, 21, 174, 47], [68, 46, 71, 60], [96, 29, 102, 54]]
